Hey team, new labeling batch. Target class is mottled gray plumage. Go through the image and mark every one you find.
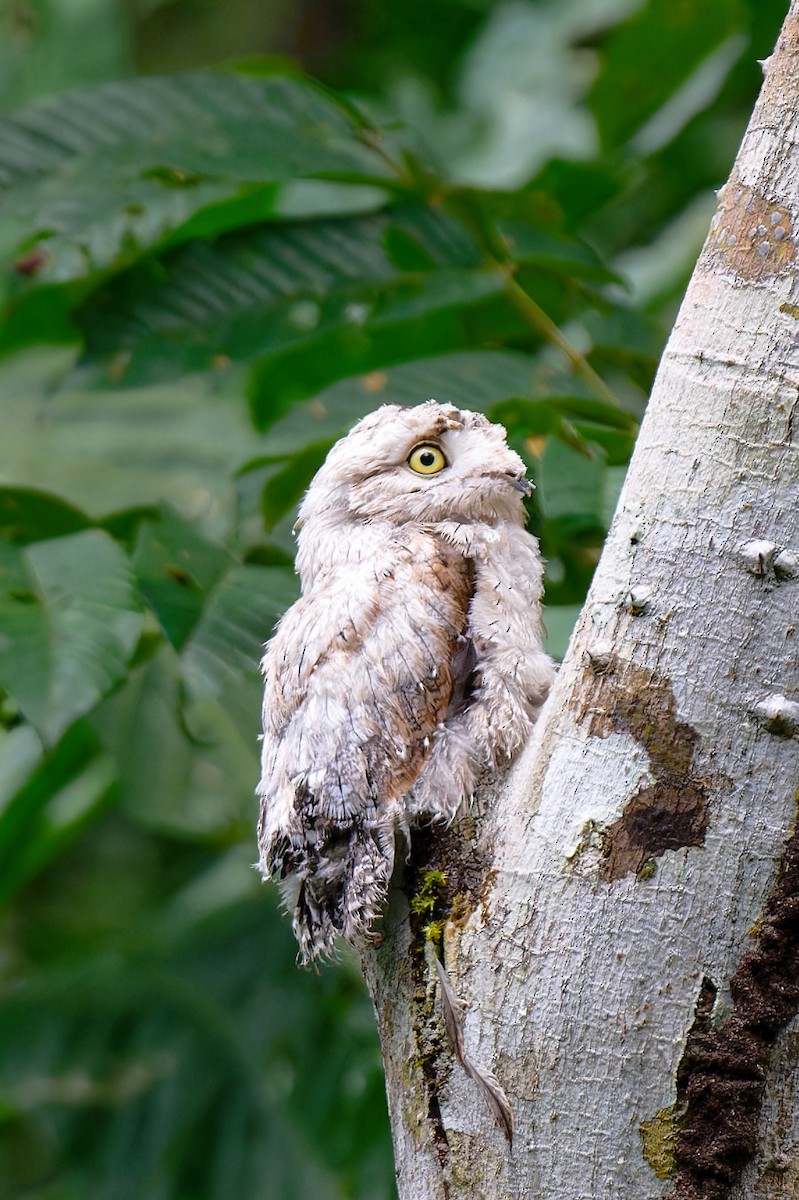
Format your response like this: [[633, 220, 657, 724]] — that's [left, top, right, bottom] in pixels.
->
[[257, 401, 554, 962]]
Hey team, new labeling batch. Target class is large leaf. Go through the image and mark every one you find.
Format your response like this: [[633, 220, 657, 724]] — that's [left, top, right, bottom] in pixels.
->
[[90, 645, 225, 836], [250, 349, 540, 456], [525, 158, 625, 230], [73, 206, 492, 393], [0, 70, 395, 309], [69, 200, 624, 419], [0, 529, 143, 743], [0, 347, 269, 528], [251, 348, 636, 459], [535, 438, 617, 609], [90, 561, 298, 835], [497, 219, 622, 283], [131, 506, 233, 650], [489, 396, 638, 466], [256, 440, 336, 532], [182, 563, 298, 741], [0, 722, 116, 907], [247, 268, 504, 424], [589, 0, 745, 150], [0, 487, 91, 544]]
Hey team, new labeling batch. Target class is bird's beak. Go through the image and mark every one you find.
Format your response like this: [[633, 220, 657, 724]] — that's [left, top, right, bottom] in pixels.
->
[[512, 476, 534, 495]]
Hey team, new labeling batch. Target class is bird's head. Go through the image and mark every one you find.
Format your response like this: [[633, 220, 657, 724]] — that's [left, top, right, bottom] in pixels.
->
[[296, 400, 532, 535]]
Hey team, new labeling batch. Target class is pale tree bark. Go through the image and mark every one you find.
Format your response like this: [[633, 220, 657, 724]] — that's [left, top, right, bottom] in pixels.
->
[[361, 5, 799, 1197]]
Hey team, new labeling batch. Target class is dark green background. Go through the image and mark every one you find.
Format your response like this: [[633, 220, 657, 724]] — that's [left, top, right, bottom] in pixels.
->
[[0, 0, 787, 1195]]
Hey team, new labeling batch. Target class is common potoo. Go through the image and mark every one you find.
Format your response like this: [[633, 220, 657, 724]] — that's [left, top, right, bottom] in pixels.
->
[[257, 401, 554, 961]]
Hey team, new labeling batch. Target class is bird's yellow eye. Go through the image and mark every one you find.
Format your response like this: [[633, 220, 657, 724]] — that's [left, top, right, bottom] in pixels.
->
[[407, 443, 447, 475]]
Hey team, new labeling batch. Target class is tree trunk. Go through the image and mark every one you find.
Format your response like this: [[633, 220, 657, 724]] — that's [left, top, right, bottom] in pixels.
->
[[361, 4, 799, 1197]]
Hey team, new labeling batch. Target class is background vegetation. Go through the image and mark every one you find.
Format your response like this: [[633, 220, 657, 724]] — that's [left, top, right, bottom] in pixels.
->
[[0, 0, 787, 1195]]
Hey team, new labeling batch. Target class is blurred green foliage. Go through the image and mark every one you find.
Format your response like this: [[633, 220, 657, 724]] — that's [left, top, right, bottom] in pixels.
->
[[0, 0, 787, 1195]]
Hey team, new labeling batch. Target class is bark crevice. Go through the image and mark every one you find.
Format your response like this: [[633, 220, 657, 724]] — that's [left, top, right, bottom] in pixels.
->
[[674, 798, 799, 1199]]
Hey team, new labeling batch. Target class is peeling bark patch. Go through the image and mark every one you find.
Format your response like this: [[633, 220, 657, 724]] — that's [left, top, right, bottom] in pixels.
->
[[578, 658, 712, 881], [704, 173, 795, 281], [674, 813, 799, 1200]]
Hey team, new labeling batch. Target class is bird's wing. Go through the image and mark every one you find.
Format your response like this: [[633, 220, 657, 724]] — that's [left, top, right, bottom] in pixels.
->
[[258, 529, 474, 858]]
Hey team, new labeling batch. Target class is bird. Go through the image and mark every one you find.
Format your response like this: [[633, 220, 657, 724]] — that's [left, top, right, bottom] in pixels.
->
[[257, 400, 555, 963]]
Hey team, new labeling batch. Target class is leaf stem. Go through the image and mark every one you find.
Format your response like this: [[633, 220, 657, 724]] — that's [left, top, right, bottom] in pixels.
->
[[441, 189, 623, 409], [500, 266, 622, 408]]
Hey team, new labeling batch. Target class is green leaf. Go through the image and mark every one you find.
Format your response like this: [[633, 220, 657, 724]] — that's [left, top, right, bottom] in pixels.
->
[[182, 564, 298, 741], [91, 646, 214, 835], [584, 306, 664, 370], [537, 437, 607, 522], [489, 396, 637, 465], [490, 396, 638, 434], [0, 347, 272, 527], [0, 721, 115, 906], [0, 530, 143, 743], [525, 159, 624, 230], [255, 349, 548, 456], [132, 507, 232, 650], [258, 440, 335, 532], [76, 213, 400, 387], [0, 487, 91, 544], [498, 220, 621, 284], [248, 267, 501, 425], [0, 724, 43, 814], [590, 0, 745, 150], [383, 224, 438, 271], [2, 756, 116, 905], [0, 70, 395, 307], [73, 205, 489, 393]]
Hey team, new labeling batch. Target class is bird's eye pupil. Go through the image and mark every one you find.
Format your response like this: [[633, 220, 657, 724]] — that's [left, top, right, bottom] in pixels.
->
[[407, 443, 446, 474]]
